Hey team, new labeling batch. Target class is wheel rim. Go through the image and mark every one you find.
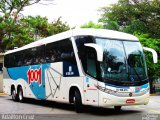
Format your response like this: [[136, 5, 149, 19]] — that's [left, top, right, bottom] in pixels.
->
[[19, 90, 23, 101], [12, 90, 16, 100], [73, 96, 75, 103]]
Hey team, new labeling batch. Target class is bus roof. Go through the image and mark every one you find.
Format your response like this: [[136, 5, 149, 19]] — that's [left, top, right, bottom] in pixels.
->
[[5, 28, 139, 55]]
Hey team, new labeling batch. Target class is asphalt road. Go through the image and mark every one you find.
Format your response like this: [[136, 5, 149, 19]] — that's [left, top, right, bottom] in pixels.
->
[[0, 95, 160, 120]]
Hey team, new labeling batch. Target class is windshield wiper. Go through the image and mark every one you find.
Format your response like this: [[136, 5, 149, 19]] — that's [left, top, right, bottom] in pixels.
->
[[129, 66, 142, 82], [127, 54, 142, 82]]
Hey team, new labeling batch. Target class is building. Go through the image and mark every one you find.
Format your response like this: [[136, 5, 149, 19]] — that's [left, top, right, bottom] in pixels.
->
[[0, 53, 4, 92]]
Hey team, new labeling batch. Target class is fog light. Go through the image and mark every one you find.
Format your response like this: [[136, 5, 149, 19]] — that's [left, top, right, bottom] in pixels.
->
[[103, 98, 107, 103]]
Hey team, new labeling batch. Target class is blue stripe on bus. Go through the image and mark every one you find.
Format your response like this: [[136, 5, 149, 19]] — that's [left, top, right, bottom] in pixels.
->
[[105, 83, 149, 90], [6, 61, 80, 100], [7, 64, 50, 99], [105, 83, 130, 88]]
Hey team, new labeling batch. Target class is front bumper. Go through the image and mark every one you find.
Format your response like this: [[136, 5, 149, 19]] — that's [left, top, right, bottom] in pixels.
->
[[99, 90, 150, 107]]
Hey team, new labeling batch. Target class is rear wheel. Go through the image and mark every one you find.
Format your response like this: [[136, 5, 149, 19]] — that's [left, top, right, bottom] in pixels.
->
[[74, 90, 83, 113], [11, 89, 18, 102], [17, 87, 24, 102]]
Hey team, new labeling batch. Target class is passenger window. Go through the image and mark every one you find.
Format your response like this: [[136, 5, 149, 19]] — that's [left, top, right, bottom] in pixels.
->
[[4, 55, 10, 68], [46, 38, 76, 65], [30, 46, 45, 65], [46, 42, 61, 63], [14, 51, 23, 67], [60, 39, 76, 64], [23, 49, 32, 66], [10, 53, 16, 67]]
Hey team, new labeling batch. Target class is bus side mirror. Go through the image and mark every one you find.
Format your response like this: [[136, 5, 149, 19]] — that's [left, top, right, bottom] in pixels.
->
[[84, 43, 103, 62], [143, 47, 158, 63]]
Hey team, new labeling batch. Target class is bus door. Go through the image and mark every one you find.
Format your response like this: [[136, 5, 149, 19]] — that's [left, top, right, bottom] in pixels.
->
[[83, 48, 99, 106]]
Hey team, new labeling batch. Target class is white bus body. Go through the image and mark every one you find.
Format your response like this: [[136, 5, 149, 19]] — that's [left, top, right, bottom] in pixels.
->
[[3, 29, 157, 112]]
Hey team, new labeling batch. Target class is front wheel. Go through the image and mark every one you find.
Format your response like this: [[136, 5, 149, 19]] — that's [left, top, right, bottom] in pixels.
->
[[114, 106, 122, 111], [74, 90, 83, 113]]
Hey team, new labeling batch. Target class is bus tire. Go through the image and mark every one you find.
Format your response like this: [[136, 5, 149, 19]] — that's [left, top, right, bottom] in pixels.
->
[[74, 90, 83, 113], [17, 86, 24, 103], [11, 88, 18, 102], [114, 106, 122, 111]]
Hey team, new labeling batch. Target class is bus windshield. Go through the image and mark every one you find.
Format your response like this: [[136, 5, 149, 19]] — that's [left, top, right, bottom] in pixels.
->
[[95, 38, 148, 86]]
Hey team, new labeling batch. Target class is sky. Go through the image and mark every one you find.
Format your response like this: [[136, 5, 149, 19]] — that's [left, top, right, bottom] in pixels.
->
[[22, 0, 118, 27]]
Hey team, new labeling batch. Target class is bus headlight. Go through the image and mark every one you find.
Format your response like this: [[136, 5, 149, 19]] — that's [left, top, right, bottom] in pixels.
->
[[97, 85, 117, 94]]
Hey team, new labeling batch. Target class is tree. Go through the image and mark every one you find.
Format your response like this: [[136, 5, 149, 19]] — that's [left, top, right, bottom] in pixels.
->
[[49, 17, 70, 35], [99, 0, 160, 38], [0, 0, 71, 51], [22, 16, 52, 40], [2, 17, 34, 50], [0, 0, 54, 52], [103, 21, 119, 30], [136, 34, 160, 77], [2, 16, 70, 50], [123, 20, 147, 34], [81, 21, 103, 29], [0, 0, 54, 19]]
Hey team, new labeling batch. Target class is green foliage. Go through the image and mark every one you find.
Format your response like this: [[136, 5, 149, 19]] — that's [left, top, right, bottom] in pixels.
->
[[123, 20, 147, 34], [0, 16, 70, 50], [103, 21, 119, 30], [1, 17, 34, 50], [99, 0, 160, 38], [81, 21, 103, 29], [0, 0, 70, 51], [0, 0, 39, 51], [23, 16, 52, 38], [136, 33, 160, 78], [50, 17, 70, 35]]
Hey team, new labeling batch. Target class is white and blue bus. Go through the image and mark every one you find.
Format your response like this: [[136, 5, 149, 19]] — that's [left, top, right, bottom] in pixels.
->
[[3, 29, 158, 112]]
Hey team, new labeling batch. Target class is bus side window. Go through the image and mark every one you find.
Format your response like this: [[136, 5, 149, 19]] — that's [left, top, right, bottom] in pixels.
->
[[10, 54, 15, 67], [75, 36, 97, 78], [33, 46, 45, 64], [23, 49, 32, 66], [59, 39, 76, 64], [86, 48, 97, 78], [46, 42, 60, 63], [15, 51, 24, 67], [4, 55, 10, 68], [46, 38, 76, 65]]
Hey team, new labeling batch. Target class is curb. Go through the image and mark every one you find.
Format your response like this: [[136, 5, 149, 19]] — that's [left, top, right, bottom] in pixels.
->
[[150, 94, 159, 96], [0, 93, 6, 96]]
